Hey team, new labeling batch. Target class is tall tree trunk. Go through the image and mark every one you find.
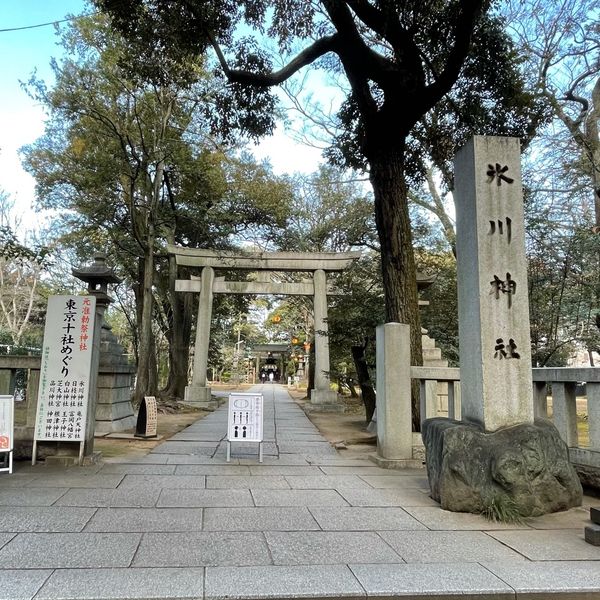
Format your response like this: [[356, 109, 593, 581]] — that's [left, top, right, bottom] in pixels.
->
[[351, 342, 376, 423], [148, 330, 158, 392], [135, 154, 167, 403], [135, 233, 157, 404], [369, 149, 423, 431], [163, 252, 193, 399]]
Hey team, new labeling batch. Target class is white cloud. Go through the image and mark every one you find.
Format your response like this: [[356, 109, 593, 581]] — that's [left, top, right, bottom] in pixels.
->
[[251, 125, 325, 176], [0, 104, 47, 222]]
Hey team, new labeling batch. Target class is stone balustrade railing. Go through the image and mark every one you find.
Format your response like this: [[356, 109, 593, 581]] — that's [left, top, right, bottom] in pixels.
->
[[0, 351, 135, 458], [0, 356, 41, 437], [411, 364, 600, 487], [411, 366, 460, 423]]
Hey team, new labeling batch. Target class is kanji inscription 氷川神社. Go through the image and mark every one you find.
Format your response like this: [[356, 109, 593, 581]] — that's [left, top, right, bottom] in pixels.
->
[[486, 163, 515, 186], [455, 136, 534, 431], [490, 272, 516, 309], [494, 338, 520, 360]]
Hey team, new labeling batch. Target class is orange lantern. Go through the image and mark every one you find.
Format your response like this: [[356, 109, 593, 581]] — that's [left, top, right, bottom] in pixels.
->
[[291, 337, 299, 345], [271, 315, 281, 323]]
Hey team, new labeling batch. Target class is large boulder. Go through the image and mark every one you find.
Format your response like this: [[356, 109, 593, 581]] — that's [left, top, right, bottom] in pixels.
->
[[422, 417, 582, 517]]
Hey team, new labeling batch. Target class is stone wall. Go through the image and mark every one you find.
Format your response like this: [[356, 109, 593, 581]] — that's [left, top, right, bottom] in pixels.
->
[[95, 323, 136, 434]]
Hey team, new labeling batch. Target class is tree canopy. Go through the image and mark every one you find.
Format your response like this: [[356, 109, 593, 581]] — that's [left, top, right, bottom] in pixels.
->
[[22, 14, 294, 401], [95, 0, 546, 425]]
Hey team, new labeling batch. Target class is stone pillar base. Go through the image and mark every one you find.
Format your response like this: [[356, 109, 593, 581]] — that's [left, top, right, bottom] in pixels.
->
[[422, 417, 582, 516], [182, 385, 219, 410], [370, 433, 426, 469], [310, 389, 339, 406], [45, 451, 103, 467], [95, 415, 137, 436], [369, 453, 424, 470]]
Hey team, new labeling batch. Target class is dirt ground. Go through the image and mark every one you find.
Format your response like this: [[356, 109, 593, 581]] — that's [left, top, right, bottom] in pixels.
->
[[94, 408, 210, 461], [287, 387, 376, 456], [94, 384, 375, 461]]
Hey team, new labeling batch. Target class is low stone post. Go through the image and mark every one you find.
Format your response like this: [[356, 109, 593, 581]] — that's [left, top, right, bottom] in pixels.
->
[[371, 323, 420, 468]]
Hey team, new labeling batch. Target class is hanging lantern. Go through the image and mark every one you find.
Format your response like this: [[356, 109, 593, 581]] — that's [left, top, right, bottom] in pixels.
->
[[272, 315, 281, 323], [303, 341, 311, 352], [291, 336, 299, 345]]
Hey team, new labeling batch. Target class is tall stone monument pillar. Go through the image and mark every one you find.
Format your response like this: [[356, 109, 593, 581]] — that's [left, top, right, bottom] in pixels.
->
[[454, 136, 533, 431], [311, 269, 337, 405], [184, 266, 217, 408], [422, 136, 582, 517]]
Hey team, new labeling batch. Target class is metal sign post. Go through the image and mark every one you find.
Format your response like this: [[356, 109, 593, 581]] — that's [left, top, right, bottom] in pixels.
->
[[226, 393, 264, 462], [0, 395, 14, 474]]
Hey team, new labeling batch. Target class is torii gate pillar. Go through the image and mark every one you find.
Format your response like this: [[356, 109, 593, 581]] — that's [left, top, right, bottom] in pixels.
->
[[184, 266, 218, 409], [311, 269, 337, 404]]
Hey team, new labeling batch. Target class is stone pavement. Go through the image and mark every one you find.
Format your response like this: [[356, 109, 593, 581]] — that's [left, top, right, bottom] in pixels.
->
[[1, 384, 599, 600]]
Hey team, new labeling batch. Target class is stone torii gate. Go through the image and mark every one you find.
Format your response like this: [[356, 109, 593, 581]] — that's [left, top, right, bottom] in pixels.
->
[[168, 246, 360, 409]]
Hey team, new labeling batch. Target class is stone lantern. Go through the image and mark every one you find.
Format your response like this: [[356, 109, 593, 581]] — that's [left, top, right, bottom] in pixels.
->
[[71, 254, 122, 459], [72, 254, 121, 307]]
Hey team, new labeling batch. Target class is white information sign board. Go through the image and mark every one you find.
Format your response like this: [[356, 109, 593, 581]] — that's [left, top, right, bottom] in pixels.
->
[[34, 295, 96, 444], [0, 395, 14, 474], [226, 393, 263, 462]]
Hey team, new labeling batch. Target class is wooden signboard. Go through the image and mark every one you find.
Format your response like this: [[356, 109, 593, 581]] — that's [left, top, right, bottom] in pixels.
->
[[34, 296, 96, 443], [33, 295, 97, 465], [135, 396, 158, 438]]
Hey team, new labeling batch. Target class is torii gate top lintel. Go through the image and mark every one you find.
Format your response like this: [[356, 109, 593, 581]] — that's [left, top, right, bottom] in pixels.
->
[[166, 245, 361, 272]]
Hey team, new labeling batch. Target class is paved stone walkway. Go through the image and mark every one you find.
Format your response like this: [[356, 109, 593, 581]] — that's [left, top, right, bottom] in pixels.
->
[[1, 384, 599, 599]]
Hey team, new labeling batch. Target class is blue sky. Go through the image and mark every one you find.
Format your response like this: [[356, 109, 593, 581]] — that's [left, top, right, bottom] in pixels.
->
[[0, 2, 325, 228], [0, 1, 89, 218]]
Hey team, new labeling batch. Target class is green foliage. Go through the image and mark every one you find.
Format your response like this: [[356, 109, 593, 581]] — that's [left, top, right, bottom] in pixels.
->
[[275, 166, 376, 253], [0, 329, 43, 356], [208, 39, 278, 142], [95, 0, 552, 387], [479, 493, 528, 525], [410, 14, 549, 182], [328, 252, 385, 382], [0, 192, 52, 349], [527, 220, 600, 366], [0, 224, 50, 266], [93, 0, 546, 195], [416, 250, 459, 366], [324, 12, 548, 181], [20, 13, 294, 399]]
